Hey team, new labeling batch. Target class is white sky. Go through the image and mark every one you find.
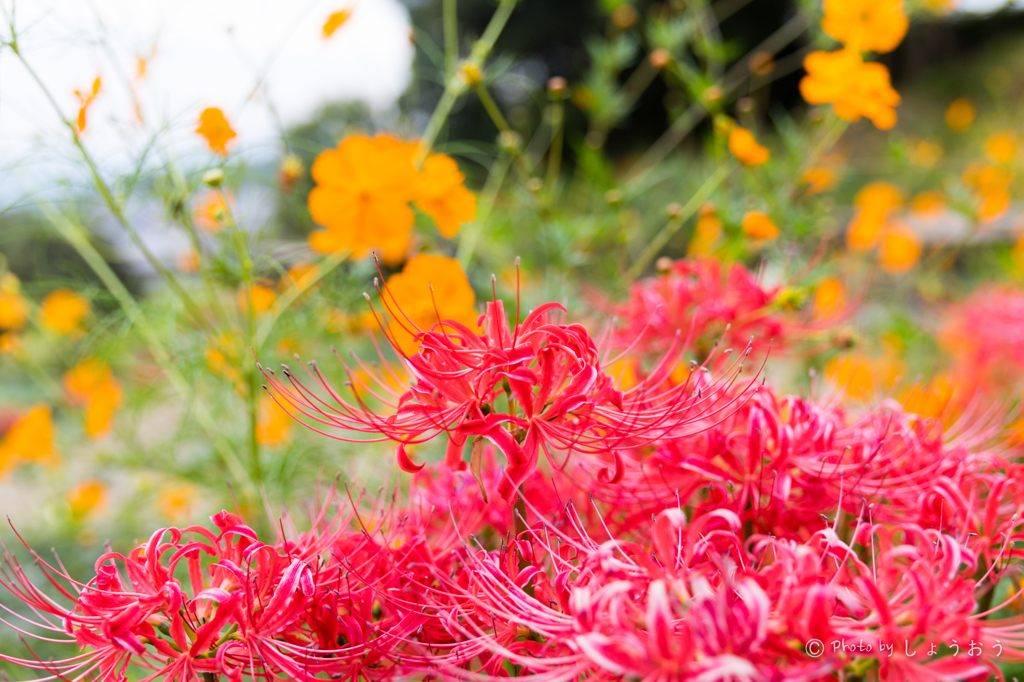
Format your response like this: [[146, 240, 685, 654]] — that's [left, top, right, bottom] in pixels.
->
[[0, 0, 413, 186]]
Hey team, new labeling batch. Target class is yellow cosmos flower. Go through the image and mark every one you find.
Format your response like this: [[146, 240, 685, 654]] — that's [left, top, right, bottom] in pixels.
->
[[821, 0, 908, 54], [813, 277, 846, 321], [984, 131, 1017, 164], [256, 394, 293, 447], [67, 480, 108, 520], [800, 49, 900, 130], [308, 134, 421, 265], [383, 254, 478, 356], [741, 211, 779, 241], [323, 8, 354, 37], [688, 203, 723, 256], [157, 483, 199, 523], [846, 182, 902, 251], [0, 405, 59, 476], [63, 358, 124, 439], [238, 284, 276, 314], [308, 135, 477, 265], [945, 98, 975, 133], [196, 107, 237, 156], [801, 167, 838, 194], [415, 154, 478, 238], [728, 126, 770, 167], [908, 139, 943, 169], [0, 274, 28, 331], [878, 222, 922, 274], [963, 162, 1012, 222], [40, 289, 90, 335]]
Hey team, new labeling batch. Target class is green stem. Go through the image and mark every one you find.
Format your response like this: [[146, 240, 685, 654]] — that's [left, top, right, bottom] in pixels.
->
[[628, 164, 731, 280], [474, 82, 531, 179], [216, 189, 262, 487], [7, 39, 207, 326], [457, 152, 513, 267], [545, 99, 565, 191], [37, 203, 253, 493], [254, 251, 348, 349], [443, 0, 459, 80], [417, 0, 519, 161]]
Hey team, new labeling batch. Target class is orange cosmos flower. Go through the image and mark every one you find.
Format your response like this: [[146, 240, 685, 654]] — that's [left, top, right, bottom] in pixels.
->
[[238, 284, 276, 314], [196, 107, 237, 156], [984, 131, 1017, 164], [741, 211, 779, 241], [878, 222, 922, 274], [178, 250, 201, 273], [308, 134, 421, 265], [813, 277, 846, 320], [728, 126, 770, 167], [194, 191, 230, 232], [323, 8, 354, 37], [0, 405, 59, 476], [910, 191, 945, 217], [963, 162, 1013, 222], [67, 480, 108, 520], [63, 358, 124, 439], [157, 483, 198, 523], [40, 289, 90, 335], [0, 333, 20, 355], [280, 262, 321, 292], [687, 203, 723, 256], [822, 0, 908, 54], [205, 334, 245, 391], [908, 139, 943, 169], [74, 75, 102, 134], [415, 154, 478, 237], [945, 98, 975, 132], [846, 182, 902, 251], [382, 254, 478, 356], [901, 373, 958, 421], [0, 274, 28, 331], [256, 394, 293, 447], [801, 166, 838, 194], [800, 49, 900, 130]]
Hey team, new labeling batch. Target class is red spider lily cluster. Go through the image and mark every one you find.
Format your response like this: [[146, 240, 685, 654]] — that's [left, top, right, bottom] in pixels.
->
[[5, 258, 1024, 682]]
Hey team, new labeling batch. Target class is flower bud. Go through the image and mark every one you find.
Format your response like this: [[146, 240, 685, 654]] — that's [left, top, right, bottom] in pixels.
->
[[547, 76, 567, 98], [202, 168, 225, 187], [649, 48, 671, 70]]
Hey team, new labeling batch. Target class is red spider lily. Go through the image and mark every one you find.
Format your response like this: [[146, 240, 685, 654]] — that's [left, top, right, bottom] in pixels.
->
[[263, 283, 760, 502], [941, 285, 1024, 392], [613, 258, 800, 358]]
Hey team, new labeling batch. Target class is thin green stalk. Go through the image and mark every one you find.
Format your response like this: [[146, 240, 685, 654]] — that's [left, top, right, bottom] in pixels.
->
[[6, 37, 207, 326], [457, 152, 513, 267], [443, 0, 459, 80], [417, 0, 519, 161], [474, 83, 531, 178], [216, 189, 262, 487], [545, 100, 565, 191], [628, 164, 731, 280], [37, 203, 253, 491], [254, 250, 348, 349]]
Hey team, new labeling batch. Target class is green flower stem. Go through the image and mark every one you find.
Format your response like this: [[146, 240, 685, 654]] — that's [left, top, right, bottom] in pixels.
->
[[254, 250, 348, 350], [443, 0, 459, 80], [37, 203, 253, 492], [418, 0, 519, 161], [6, 37, 207, 327], [215, 189, 262, 487], [627, 164, 732, 280]]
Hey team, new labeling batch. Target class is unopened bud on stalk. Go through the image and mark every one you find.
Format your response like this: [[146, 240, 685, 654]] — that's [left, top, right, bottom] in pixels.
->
[[459, 61, 483, 87], [605, 189, 623, 206], [666, 202, 683, 219], [655, 257, 673, 272], [547, 76, 567, 98], [649, 49, 671, 70], [526, 178, 542, 193], [203, 168, 225, 187], [498, 130, 522, 154]]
